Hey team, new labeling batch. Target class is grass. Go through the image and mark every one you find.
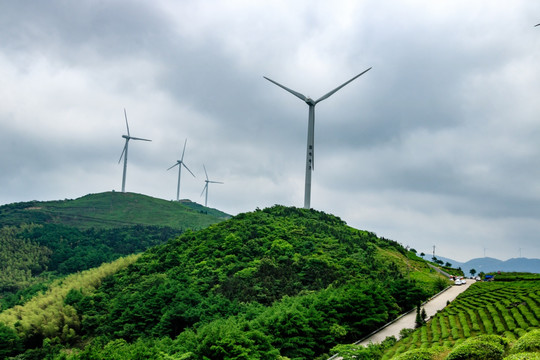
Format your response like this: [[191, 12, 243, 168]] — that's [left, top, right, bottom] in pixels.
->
[[0, 191, 230, 230]]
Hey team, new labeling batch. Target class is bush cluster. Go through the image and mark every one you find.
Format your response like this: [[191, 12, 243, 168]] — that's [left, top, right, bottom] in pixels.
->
[[445, 335, 508, 360]]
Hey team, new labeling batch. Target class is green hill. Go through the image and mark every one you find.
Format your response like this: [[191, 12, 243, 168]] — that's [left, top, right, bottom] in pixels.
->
[[0, 192, 230, 308], [0, 191, 230, 230], [0, 205, 450, 360]]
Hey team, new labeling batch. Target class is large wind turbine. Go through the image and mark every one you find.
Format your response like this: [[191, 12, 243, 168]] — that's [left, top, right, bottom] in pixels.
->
[[167, 138, 195, 201], [264, 67, 371, 209], [118, 108, 151, 193], [200, 164, 223, 207]]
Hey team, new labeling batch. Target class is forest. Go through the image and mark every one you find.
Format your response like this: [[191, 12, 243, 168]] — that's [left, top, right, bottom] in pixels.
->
[[0, 205, 447, 359], [0, 192, 228, 310], [0, 223, 181, 309]]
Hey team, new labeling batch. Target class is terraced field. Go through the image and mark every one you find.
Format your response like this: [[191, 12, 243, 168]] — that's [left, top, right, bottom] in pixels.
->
[[382, 280, 540, 359]]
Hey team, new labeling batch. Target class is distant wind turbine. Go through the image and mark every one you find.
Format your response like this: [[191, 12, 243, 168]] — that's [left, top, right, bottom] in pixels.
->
[[264, 67, 371, 209], [118, 108, 151, 193], [200, 164, 223, 207], [167, 138, 195, 201]]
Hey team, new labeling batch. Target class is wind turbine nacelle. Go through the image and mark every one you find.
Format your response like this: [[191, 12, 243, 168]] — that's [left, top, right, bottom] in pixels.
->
[[122, 135, 130, 139], [305, 98, 316, 106]]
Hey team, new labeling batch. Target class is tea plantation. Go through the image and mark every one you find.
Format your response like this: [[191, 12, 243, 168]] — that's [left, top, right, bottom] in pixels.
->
[[381, 278, 539, 359]]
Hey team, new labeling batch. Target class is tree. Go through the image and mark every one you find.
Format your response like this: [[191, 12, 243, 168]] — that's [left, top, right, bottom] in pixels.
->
[[420, 252, 425, 258], [470, 268, 477, 277], [0, 322, 23, 358], [415, 304, 425, 328], [445, 262, 452, 267]]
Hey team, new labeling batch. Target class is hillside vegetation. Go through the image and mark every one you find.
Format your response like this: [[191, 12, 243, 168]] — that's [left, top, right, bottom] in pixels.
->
[[0, 205, 449, 360], [0, 192, 229, 230], [0, 192, 229, 310]]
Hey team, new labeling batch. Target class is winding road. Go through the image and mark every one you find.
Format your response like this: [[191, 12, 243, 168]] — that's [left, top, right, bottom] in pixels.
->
[[328, 279, 475, 359], [357, 279, 474, 346]]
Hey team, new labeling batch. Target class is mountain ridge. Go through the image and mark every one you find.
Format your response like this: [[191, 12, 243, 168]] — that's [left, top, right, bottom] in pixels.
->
[[432, 255, 540, 275]]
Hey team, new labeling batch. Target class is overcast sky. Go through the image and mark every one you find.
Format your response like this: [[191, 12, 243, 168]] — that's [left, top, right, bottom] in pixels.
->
[[1, 1, 540, 263]]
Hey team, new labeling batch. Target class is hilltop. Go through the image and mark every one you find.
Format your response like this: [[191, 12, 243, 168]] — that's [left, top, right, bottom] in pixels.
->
[[0, 205, 450, 360], [0, 191, 230, 230]]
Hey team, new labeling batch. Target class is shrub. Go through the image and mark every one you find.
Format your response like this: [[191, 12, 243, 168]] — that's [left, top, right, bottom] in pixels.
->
[[503, 353, 540, 360], [445, 335, 508, 360], [394, 346, 446, 360], [329, 343, 382, 360], [510, 329, 540, 354], [400, 328, 415, 340], [0, 322, 23, 358]]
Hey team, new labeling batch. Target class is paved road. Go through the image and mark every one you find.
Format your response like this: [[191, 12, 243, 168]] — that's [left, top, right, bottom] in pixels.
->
[[356, 280, 474, 346]]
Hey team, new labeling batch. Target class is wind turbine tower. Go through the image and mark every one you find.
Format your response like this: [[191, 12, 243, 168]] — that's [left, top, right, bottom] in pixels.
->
[[167, 139, 195, 201], [264, 67, 371, 209], [200, 164, 223, 207], [118, 108, 151, 193]]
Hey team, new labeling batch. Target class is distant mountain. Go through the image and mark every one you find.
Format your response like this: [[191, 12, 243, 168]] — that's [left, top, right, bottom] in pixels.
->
[[0, 191, 230, 230], [432, 255, 540, 275]]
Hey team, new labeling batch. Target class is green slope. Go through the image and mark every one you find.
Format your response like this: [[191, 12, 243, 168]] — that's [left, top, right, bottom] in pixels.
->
[[0, 191, 230, 230], [0, 192, 230, 306], [0, 205, 451, 360]]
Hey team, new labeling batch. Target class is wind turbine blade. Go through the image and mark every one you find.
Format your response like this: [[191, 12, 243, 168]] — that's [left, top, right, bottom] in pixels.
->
[[200, 183, 208, 197], [536, 23, 540, 27], [203, 164, 209, 181], [183, 163, 196, 177], [118, 142, 128, 164], [167, 163, 179, 171], [124, 108, 130, 137], [181, 138, 187, 161], [315, 67, 372, 104], [263, 76, 308, 102], [208, 181, 224, 184], [130, 136, 152, 142]]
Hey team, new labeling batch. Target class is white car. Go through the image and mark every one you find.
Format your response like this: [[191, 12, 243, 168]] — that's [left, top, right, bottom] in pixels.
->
[[455, 279, 462, 285]]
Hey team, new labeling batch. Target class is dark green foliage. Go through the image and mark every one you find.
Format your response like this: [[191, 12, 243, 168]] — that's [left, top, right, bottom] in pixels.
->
[[0, 322, 23, 359], [433, 276, 451, 292], [415, 304, 425, 328], [68, 205, 431, 359], [0, 225, 52, 294], [445, 335, 508, 360], [22, 223, 181, 275], [0, 282, 49, 311], [504, 353, 540, 360], [493, 273, 540, 281], [0, 223, 182, 300], [510, 328, 540, 353], [330, 343, 383, 360], [393, 347, 443, 360]]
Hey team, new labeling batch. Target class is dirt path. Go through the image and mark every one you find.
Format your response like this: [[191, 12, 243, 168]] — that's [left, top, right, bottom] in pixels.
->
[[355, 280, 474, 346]]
